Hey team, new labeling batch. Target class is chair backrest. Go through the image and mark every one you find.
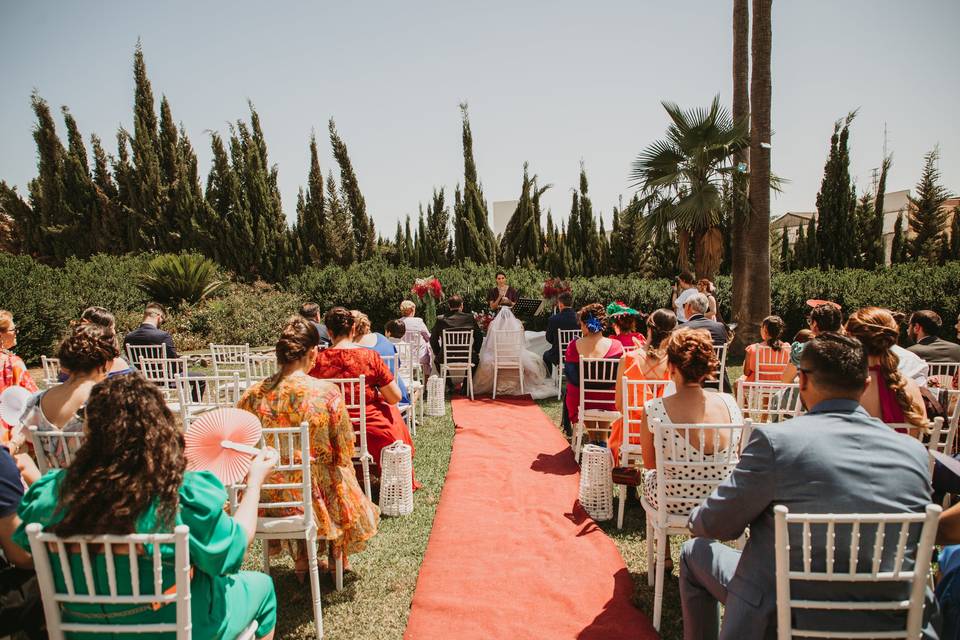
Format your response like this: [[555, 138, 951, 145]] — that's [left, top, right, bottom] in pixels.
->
[[246, 353, 277, 381], [125, 343, 166, 369], [209, 343, 251, 377], [649, 418, 752, 523], [736, 381, 803, 423], [40, 356, 62, 387], [928, 362, 960, 390], [139, 357, 189, 402], [557, 329, 581, 366], [773, 503, 940, 640], [27, 522, 192, 640], [324, 376, 371, 498], [619, 378, 672, 465], [402, 331, 423, 351], [230, 421, 312, 528], [578, 358, 621, 413], [442, 330, 473, 367], [394, 341, 415, 386], [888, 417, 947, 473], [28, 426, 87, 474], [753, 343, 790, 382], [707, 343, 728, 390], [494, 330, 524, 365], [948, 389, 960, 444], [174, 373, 243, 429]]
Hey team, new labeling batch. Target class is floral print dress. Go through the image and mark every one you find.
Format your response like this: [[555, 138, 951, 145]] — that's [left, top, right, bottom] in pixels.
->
[[238, 371, 379, 556]]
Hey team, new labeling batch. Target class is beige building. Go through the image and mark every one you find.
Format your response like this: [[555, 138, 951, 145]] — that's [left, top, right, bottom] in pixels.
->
[[492, 200, 519, 237]]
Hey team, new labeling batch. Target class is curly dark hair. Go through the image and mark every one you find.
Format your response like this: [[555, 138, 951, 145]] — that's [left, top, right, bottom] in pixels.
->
[[57, 324, 119, 374], [324, 306, 355, 338], [51, 375, 185, 536], [666, 328, 718, 383], [276, 316, 320, 365], [577, 303, 608, 334], [80, 306, 115, 330], [799, 332, 867, 394], [809, 303, 842, 333]]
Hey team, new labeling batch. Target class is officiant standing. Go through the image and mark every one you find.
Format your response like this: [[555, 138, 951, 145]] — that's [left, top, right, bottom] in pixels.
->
[[487, 271, 518, 311]]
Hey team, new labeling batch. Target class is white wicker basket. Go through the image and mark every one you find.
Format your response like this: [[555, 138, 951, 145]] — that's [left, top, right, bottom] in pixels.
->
[[578, 444, 614, 521], [426, 376, 445, 416], [379, 440, 414, 517]]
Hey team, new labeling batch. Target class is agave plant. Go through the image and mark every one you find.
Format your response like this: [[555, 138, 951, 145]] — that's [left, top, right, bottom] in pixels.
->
[[138, 254, 228, 306]]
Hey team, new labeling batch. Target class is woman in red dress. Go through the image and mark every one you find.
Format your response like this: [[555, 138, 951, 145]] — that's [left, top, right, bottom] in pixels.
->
[[309, 307, 418, 487]]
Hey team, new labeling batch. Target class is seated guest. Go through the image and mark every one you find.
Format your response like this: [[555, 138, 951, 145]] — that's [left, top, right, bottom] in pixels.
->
[[639, 328, 742, 502], [609, 308, 676, 462], [606, 301, 645, 349], [543, 292, 579, 376], [122, 302, 178, 362], [680, 333, 936, 639], [238, 317, 379, 577], [787, 328, 814, 369], [672, 271, 698, 322], [353, 310, 409, 404], [430, 295, 482, 377], [57, 306, 133, 379], [399, 300, 433, 378], [299, 302, 331, 346], [845, 307, 928, 431], [740, 315, 789, 382], [908, 310, 960, 363], [564, 303, 624, 444], [310, 307, 417, 485], [698, 279, 720, 321], [487, 271, 518, 311], [384, 318, 406, 341], [15, 374, 279, 639], [14, 324, 117, 456], [681, 294, 728, 345], [0, 310, 38, 440], [781, 302, 843, 382]]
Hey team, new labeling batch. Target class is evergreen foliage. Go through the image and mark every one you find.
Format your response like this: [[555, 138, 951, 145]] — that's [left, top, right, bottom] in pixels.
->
[[865, 155, 892, 269], [951, 207, 960, 261], [329, 119, 375, 261], [814, 111, 857, 268], [296, 133, 327, 266], [500, 163, 548, 267], [908, 147, 952, 264], [891, 212, 907, 264], [453, 103, 497, 264]]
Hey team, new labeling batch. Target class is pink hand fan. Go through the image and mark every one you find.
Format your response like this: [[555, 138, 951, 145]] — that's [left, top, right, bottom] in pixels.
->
[[184, 408, 263, 485]]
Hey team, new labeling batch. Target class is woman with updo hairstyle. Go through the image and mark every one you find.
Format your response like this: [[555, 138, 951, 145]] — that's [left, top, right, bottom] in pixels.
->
[[16, 374, 280, 639], [309, 306, 418, 489], [352, 310, 410, 404], [845, 307, 927, 431], [740, 315, 790, 383], [610, 309, 677, 463], [563, 303, 624, 444], [15, 323, 119, 454], [69, 306, 133, 377], [639, 328, 744, 516], [239, 316, 379, 579], [0, 310, 38, 439]]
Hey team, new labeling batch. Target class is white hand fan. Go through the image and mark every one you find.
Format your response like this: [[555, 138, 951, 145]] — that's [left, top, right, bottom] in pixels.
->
[[0, 386, 31, 426], [184, 408, 263, 485]]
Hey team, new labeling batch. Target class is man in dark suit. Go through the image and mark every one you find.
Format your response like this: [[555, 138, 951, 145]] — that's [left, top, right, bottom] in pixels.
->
[[680, 333, 937, 639], [430, 295, 482, 390], [122, 302, 178, 361], [543, 292, 578, 376], [908, 310, 960, 363], [682, 293, 729, 345]]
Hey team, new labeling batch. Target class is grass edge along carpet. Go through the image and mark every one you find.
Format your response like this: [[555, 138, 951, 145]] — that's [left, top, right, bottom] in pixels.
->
[[404, 396, 657, 640]]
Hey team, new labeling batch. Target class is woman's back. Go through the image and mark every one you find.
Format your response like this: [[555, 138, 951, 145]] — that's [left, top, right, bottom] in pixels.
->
[[656, 391, 741, 453], [861, 364, 926, 424]]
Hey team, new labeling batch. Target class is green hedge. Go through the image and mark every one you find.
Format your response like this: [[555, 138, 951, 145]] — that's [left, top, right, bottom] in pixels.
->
[[5, 252, 960, 365]]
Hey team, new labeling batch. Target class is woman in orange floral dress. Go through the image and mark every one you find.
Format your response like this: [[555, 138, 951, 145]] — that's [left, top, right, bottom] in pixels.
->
[[238, 317, 379, 576], [0, 310, 38, 441]]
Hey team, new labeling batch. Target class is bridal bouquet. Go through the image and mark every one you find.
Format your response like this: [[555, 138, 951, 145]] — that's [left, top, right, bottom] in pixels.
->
[[473, 311, 495, 334], [411, 276, 444, 327]]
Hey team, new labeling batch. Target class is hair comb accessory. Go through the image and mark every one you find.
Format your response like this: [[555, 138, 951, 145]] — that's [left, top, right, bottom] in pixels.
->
[[585, 313, 603, 333]]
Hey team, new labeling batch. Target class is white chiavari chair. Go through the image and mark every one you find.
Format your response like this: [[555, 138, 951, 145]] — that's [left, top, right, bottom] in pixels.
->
[[753, 344, 792, 382], [395, 341, 423, 432], [139, 357, 189, 408], [492, 329, 524, 400], [736, 381, 803, 423], [556, 329, 581, 399], [928, 362, 960, 390], [440, 330, 475, 401], [40, 356, 61, 387], [246, 352, 277, 383], [572, 357, 621, 462], [705, 343, 728, 391], [616, 378, 672, 529], [888, 417, 947, 475], [28, 426, 86, 473], [209, 343, 252, 383], [125, 344, 166, 370], [174, 373, 243, 431], [325, 376, 372, 504]]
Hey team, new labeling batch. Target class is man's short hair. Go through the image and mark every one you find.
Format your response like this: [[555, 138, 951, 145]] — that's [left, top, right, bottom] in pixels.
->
[[809, 303, 842, 332], [448, 295, 464, 310], [684, 293, 710, 314], [678, 270, 695, 285], [144, 302, 166, 318], [910, 310, 942, 336], [385, 318, 406, 338], [558, 292, 573, 307], [299, 302, 321, 320], [798, 332, 868, 394]]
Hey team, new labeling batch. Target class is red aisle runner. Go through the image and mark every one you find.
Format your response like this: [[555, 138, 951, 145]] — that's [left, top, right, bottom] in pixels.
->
[[405, 397, 657, 640]]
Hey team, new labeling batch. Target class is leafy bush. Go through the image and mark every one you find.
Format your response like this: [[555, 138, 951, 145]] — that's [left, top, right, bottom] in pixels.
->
[[138, 253, 228, 307]]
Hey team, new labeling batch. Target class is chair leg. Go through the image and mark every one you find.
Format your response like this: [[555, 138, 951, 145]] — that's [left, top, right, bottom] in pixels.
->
[[519, 365, 524, 395], [467, 371, 474, 401], [335, 550, 344, 591], [617, 485, 626, 529], [492, 366, 498, 400], [362, 457, 372, 502], [261, 539, 271, 574], [653, 530, 667, 631], [646, 518, 655, 587], [573, 422, 584, 462], [305, 531, 324, 639]]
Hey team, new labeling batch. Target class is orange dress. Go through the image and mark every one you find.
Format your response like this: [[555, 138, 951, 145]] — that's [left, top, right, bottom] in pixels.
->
[[309, 347, 417, 486], [608, 350, 670, 466], [238, 371, 379, 555], [0, 349, 38, 441], [743, 341, 791, 382]]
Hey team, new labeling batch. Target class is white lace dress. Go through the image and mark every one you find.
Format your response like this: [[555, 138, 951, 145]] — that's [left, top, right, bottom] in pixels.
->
[[472, 308, 557, 399], [641, 393, 744, 516]]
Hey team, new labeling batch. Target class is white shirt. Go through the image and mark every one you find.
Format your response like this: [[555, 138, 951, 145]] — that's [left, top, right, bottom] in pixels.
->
[[674, 287, 698, 322], [891, 344, 928, 388], [400, 316, 433, 360]]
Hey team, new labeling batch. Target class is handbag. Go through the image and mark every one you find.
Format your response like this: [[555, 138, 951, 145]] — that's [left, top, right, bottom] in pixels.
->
[[611, 466, 642, 486]]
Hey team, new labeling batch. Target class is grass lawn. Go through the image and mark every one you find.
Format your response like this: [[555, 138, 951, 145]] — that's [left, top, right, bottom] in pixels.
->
[[245, 405, 456, 640]]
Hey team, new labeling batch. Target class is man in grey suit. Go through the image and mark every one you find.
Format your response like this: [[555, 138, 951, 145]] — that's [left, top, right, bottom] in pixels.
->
[[679, 332, 938, 639], [682, 293, 729, 346]]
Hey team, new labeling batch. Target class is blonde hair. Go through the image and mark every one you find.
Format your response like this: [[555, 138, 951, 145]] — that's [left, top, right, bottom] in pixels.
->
[[0, 310, 12, 333], [400, 300, 416, 316], [351, 310, 371, 338]]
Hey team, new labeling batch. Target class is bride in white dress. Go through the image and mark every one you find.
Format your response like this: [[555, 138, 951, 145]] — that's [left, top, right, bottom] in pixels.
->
[[472, 307, 557, 399]]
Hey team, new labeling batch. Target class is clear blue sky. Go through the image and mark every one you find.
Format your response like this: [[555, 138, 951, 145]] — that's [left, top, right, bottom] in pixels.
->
[[1, 0, 958, 233]]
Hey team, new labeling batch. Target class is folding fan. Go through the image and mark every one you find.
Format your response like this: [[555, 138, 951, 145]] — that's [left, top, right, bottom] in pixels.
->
[[0, 386, 31, 426], [184, 408, 263, 485]]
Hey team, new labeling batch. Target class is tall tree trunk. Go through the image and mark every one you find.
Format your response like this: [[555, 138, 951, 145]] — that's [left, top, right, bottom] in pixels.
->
[[695, 226, 724, 280], [730, 0, 751, 356], [742, 0, 772, 347]]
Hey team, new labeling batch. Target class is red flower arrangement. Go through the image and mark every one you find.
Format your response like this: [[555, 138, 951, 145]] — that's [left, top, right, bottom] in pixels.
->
[[542, 277, 571, 300], [473, 311, 495, 333], [411, 276, 443, 301]]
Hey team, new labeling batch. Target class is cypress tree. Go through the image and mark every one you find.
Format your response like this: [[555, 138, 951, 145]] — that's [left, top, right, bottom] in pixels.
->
[[0, 183, 35, 256], [27, 93, 72, 261], [890, 212, 906, 264], [416, 209, 429, 267], [403, 215, 414, 265], [793, 222, 807, 269], [908, 147, 952, 264], [324, 169, 353, 265], [951, 207, 960, 260], [566, 192, 582, 273], [393, 221, 406, 265], [500, 163, 547, 267], [206, 131, 254, 276], [60, 106, 98, 257], [453, 103, 496, 264], [424, 187, 449, 265], [865, 155, 892, 269], [779, 229, 791, 271], [127, 42, 166, 252], [814, 112, 857, 268], [328, 119, 374, 261], [805, 216, 818, 268], [297, 134, 326, 265], [851, 191, 874, 269]]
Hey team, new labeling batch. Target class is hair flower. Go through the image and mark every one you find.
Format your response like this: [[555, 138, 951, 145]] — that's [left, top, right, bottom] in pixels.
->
[[585, 313, 603, 333]]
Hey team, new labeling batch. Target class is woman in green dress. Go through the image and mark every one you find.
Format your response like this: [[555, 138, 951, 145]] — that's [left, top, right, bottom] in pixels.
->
[[14, 374, 279, 639]]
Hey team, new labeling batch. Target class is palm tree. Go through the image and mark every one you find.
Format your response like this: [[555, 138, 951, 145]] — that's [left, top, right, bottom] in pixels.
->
[[629, 96, 749, 279], [730, 0, 751, 355]]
